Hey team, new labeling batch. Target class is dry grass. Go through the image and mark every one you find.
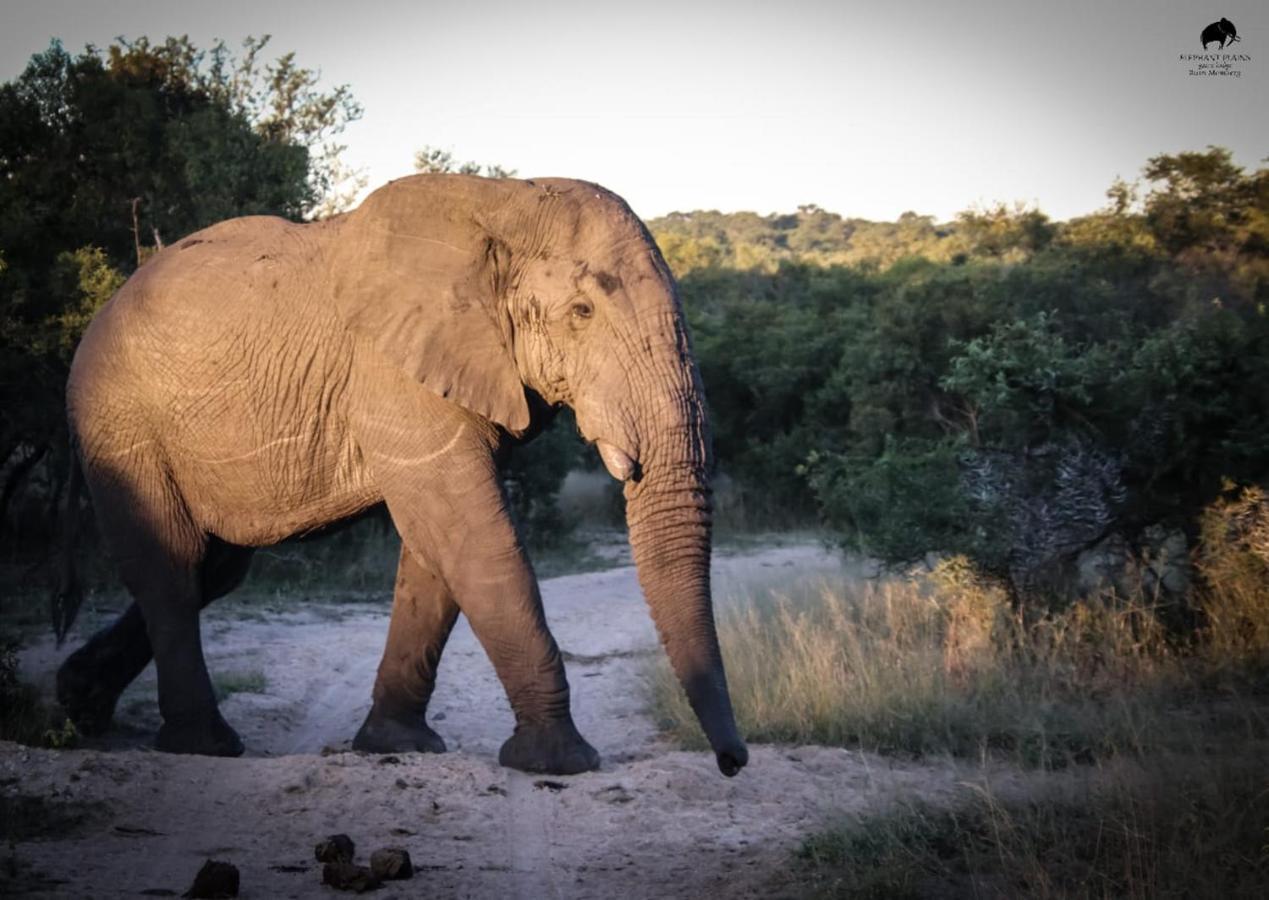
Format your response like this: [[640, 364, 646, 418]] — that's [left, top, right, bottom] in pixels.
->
[[786, 754, 1269, 899], [651, 554, 1254, 766], [651, 487, 1269, 897], [1194, 485, 1269, 674], [652, 493, 1269, 763]]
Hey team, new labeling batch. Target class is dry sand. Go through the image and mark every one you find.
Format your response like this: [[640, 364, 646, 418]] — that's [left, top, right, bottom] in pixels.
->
[[7, 543, 1009, 899]]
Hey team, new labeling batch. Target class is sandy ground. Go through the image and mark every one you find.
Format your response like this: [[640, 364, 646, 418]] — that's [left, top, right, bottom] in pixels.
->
[[6, 544, 1013, 899]]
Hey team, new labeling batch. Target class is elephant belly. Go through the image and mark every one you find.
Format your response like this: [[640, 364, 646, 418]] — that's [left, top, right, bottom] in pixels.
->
[[156, 340, 380, 545], [153, 300, 379, 545], [173, 428, 380, 547]]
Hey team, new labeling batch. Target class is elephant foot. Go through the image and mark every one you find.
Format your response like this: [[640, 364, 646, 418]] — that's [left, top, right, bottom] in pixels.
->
[[352, 708, 447, 754], [499, 719, 600, 775], [155, 712, 244, 757], [56, 656, 124, 736]]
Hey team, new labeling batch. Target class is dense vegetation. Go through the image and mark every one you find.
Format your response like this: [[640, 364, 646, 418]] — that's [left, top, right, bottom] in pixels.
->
[[652, 150, 1268, 595]]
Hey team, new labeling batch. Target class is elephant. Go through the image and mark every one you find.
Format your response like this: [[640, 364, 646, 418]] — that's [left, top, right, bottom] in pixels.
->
[[1200, 18, 1240, 49], [53, 174, 748, 778]]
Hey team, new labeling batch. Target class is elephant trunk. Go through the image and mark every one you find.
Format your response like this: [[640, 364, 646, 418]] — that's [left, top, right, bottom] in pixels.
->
[[623, 358, 747, 777]]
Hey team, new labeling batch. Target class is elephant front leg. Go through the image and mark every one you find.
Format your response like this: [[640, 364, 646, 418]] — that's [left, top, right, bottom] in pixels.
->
[[353, 545, 458, 754], [382, 480, 599, 775], [454, 551, 600, 775]]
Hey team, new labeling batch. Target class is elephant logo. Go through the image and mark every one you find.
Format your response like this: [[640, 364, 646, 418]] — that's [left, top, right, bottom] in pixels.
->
[[1200, 18, 1240, 50]]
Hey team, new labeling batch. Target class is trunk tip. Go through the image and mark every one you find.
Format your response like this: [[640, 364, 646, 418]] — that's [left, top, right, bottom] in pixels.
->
[[715, 742, 748, 777]]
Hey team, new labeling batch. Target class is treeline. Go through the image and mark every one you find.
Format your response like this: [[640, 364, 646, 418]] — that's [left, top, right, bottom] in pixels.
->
[[652, 148, 1268, 596], [652, 203, 1050, 273]]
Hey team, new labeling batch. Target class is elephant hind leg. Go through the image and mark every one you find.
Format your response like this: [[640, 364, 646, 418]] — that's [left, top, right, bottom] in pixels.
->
[[57, 603, 153, 735], [57, 539, 254, 735], [353, 544, 458, 754], [83, 464, 241, 756]]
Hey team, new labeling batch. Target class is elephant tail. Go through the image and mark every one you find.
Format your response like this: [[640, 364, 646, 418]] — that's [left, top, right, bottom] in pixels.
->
[[51, 449, 85, 645]]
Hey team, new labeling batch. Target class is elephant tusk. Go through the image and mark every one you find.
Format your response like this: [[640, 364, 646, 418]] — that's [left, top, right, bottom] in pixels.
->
[[597, 440, 639, 482]]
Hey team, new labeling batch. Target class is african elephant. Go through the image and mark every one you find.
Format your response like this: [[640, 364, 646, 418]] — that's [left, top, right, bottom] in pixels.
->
[[54, 174, 748, 777], [1200, 18, 1240, 49]]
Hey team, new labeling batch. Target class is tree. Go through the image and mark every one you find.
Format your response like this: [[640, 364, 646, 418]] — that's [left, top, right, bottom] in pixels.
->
[[1143, 148, 1258, 257], [106, 35, 365, 219], [951, 203, 1055, 262]]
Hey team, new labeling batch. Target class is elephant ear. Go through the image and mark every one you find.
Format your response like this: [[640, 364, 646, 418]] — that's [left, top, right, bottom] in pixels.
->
[[329, 179, 530, 433]]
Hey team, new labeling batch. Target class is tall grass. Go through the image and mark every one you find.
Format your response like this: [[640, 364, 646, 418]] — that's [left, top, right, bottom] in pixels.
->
[[650, 501, 1269, 767], [1194, 485, 1269, 677], [649, 489, 1269, 896]]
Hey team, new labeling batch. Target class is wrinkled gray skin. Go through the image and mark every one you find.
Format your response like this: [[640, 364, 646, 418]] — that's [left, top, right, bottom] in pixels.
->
[[56, 175, 748, 777]]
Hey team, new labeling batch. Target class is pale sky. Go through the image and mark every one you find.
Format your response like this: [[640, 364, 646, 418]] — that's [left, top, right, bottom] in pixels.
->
[[1, 0, 1265, 222]]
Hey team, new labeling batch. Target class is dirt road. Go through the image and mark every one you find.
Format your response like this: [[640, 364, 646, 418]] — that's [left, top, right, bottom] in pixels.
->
[[7, 544, 988, 899]]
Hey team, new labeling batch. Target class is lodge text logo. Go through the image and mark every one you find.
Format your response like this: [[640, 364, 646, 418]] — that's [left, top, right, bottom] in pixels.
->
[[1179, 17, 1250, 77]]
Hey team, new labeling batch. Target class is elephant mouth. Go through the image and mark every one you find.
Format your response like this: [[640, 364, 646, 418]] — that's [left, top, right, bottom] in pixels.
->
[[596, 440, 640, 482]]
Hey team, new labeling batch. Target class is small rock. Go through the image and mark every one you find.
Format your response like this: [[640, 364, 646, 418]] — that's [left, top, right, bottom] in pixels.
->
[[314, 834, 356, 863], [595, 785, 634, 804], [370, 848, 413, 880], [322, 860, 382, 893], [182, 859, 239, 898]]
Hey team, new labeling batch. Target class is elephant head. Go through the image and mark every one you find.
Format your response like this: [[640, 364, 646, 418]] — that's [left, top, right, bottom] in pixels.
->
[[328, 175, 748, 776]]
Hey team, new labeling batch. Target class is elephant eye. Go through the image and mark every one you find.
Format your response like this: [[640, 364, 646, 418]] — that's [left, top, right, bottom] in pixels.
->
[[569, 300, 594, 321]]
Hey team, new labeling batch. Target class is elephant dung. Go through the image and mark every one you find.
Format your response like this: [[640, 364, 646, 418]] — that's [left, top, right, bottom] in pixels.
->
[[321, 860, 382, 893], [314, 833, 356, 863], [369, 847, 413, 880], [182, 859, 239, 898]]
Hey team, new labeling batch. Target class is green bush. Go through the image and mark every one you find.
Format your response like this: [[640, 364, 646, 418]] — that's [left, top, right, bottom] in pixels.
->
[[662, 148, 1269, 576]]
